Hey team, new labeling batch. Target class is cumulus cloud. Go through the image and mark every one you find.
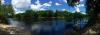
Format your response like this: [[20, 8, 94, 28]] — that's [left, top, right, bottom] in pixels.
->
[[13, 8, 25, 14], [62, 9, 66, 11], [11, 0, 52, 14], [31, 0, 52, 11], [11, 0, 31, 14], [43, 3, 52, 6], [48, 1, 52, 4], [63, 0, 67, 3], [35, 0, 41, 5], [74, 4, 84, 12], [75, 6, 80, 12], [55, 3, 62, 6], [31, 4, 42, 11]]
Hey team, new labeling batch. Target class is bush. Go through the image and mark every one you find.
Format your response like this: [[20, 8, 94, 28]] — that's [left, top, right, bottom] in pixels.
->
[[0, 15, 8, 24]]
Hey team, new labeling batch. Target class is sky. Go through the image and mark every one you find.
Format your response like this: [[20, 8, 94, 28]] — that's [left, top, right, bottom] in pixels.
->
[[1, 0, 86, 14]]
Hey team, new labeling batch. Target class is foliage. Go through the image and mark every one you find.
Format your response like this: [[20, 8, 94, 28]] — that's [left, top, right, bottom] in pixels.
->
[[0, 4, 14, 24], [66, 0, 100, 30], [84, 0, 100, 29], [14, 10, 87, 24], [66, 0, 80, 7]]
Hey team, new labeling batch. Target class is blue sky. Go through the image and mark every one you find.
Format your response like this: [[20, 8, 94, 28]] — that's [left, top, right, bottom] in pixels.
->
[[1, 0, 86, 14]]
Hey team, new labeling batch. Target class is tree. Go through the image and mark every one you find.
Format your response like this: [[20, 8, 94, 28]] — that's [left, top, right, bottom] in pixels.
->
[[46, 10, 53, 17], [66, 0, 80, 12], [66, 0, 100, 30], [5, 5, 14, 18], [84, 0, 100, 28], [0, 4, 14, 18], [38, 10, 48, 17], [56, 10, 65, 18], [0, 2, 14, 24], [67, 0, 79, 6]]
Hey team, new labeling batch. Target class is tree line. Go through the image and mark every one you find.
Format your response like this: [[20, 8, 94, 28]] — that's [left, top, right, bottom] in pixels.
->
[[0, 4, 87, 24], [14, 10, 87, 21]]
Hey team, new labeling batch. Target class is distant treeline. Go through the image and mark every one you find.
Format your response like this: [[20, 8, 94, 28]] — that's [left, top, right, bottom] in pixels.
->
[[14, 10, 88, 21]]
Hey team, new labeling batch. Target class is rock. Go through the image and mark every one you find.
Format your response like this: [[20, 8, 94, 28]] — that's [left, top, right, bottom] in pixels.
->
[[85, 29, 96, 34], [0, 24, 31, 35]]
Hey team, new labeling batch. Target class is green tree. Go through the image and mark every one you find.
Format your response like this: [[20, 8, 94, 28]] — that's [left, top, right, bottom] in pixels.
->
[[66, 0, 80, 12], [0, 4, 14, 17], [22, 10, 41, 24], [67, 0, 79, 7], [56, 10, 65, 18], [84, 0, 100, 28], [0, 3, 14, 24], [38, 10, 48, 17], [46, 10, 53, 17], [66, 0, 100, 31]]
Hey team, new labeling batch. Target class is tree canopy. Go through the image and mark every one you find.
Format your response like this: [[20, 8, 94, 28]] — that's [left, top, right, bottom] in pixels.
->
[[67, 0, 80, 7]]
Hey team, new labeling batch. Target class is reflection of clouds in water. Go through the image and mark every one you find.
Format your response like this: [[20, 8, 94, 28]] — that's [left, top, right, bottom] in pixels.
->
[[74, 18, 88, 29], [7, 18, 88, 35], [31, 24, 52, 32], [31, 20, 65, 34], [8, 18, 25, 30], [31, 24, 41, 31]]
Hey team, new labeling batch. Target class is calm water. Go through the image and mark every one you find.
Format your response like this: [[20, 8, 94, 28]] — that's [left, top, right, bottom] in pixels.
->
[[8, 18, 88, 35]]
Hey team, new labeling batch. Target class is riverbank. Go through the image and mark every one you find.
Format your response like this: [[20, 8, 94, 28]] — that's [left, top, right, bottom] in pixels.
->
[[37, 17, 65, 19], [82, 23, 100, 35], [0, 24, 31, 35]]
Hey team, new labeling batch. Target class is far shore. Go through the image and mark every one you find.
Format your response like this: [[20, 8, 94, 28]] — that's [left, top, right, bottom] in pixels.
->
[[36, 17, 65, 18]]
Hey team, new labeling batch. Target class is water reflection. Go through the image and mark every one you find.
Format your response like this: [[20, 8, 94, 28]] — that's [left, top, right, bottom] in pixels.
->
[[8, 18, 88, 35], [7, 18, 25, 30]]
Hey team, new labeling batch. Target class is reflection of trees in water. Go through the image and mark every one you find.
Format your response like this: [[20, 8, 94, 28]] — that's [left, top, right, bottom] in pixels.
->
[[31, 18, 89, 35], [31, 19, 65, 35]]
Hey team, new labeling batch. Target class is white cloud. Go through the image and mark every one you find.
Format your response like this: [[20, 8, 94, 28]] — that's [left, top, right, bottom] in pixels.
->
[[43, 3, 51, 6], [75, 6, 80, 12], [55, 3, 62, 6], [43, 1, 52, 6], [80, 0, 84, 2], [11, 0, 52, 14], [48, 1, 52, 4], [31, 0, 52, 11], [31, 4, 42, 11], [62, 9, 66, 11], [11, 0, 31, 14], [13, 7, 26, 14], [63, 0, 67, 3], [35, 0, 41, 5], [74, 4, 84, 12], [78, 4, 84, 7], [81, 12, 86, 14]]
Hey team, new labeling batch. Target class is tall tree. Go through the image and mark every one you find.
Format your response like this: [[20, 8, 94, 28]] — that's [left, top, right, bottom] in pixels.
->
[[66, 0, 100, 29], [85, 0, 100, 28], [0, 1, 14, 24]]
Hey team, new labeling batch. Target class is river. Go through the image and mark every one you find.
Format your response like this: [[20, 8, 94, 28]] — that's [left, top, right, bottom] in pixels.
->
[[7, 18, 88, 35]]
